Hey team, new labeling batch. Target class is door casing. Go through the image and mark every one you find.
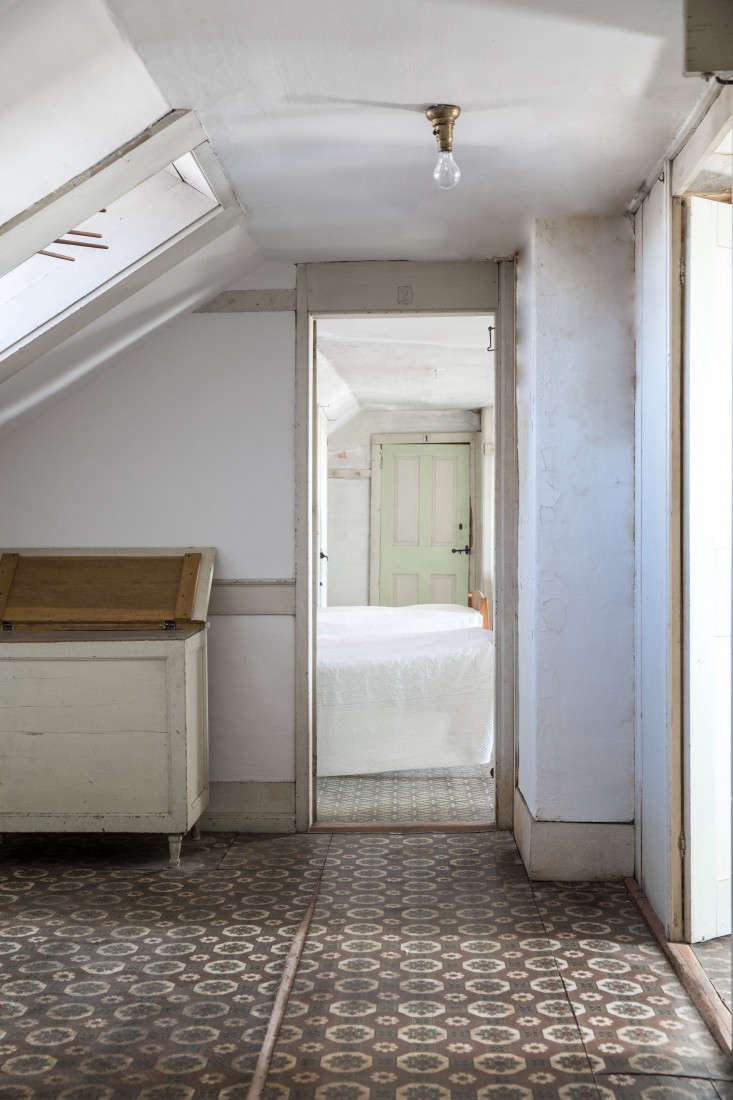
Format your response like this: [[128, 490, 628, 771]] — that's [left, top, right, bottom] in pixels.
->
[[294, 260, 517, 832]]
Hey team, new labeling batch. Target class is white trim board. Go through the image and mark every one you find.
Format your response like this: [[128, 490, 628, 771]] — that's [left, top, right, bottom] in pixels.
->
[[209, 580, 295, 616], [514, 789, 634, 880]]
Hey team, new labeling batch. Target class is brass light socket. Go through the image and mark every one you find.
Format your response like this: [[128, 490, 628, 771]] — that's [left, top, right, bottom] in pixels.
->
[[425, 104, 461, 153]]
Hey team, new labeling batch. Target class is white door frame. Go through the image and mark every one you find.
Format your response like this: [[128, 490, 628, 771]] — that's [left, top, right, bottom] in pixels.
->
[[369, 432, 480, 606], [294, 260, 517, 831], [666, 84, 733, 941]]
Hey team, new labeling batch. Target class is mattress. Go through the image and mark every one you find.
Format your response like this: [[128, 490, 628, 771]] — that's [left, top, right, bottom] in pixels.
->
[[318, 603, 483, 642], [317, 624, 494, 777]]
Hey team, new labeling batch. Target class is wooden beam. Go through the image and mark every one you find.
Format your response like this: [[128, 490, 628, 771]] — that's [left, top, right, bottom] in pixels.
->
[[686, 0, 733, 73], [195, 289, 296, 313]]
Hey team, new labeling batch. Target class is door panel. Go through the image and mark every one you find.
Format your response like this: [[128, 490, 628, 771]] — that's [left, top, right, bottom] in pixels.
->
[[393, 573, 420, 606], [430, 574, 457, 603], [393, 456, 421, 546], [379, 442, 471, 606], [685, 196, 732, 942]]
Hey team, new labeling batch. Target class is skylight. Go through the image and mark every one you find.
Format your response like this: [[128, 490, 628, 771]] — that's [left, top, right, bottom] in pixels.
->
[[0, 153, 218, 358]]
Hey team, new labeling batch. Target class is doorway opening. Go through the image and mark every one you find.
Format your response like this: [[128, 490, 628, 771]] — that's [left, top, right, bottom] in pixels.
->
[[682, 125, 732, 1011], [313, 313, 496, 826]]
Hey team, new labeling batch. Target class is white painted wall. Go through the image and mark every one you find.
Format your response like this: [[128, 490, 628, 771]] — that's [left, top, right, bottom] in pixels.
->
[[517, 216, 635, 824], [326, 408, 480, 606], [0, 310, 296, 782]]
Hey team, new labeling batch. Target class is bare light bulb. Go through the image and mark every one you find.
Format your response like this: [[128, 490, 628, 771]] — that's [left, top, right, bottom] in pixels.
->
[[433, 150, 461, 189]]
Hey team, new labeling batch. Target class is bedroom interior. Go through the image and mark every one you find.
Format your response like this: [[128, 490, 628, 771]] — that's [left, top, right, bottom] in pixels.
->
[[313, 314, 496, 826], [0, 1, 732, 1096]]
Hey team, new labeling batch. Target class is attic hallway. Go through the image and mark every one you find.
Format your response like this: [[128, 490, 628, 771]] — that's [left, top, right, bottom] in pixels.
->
[[0, 831, 731, 1099]]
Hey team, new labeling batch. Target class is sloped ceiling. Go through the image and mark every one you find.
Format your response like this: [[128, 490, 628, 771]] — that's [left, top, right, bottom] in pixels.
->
[[108, 0, 704, 260], [317, 315, 495, 431]]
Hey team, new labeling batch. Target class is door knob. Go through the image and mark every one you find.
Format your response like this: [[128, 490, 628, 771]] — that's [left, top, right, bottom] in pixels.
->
[[451, 545, 470, 554]]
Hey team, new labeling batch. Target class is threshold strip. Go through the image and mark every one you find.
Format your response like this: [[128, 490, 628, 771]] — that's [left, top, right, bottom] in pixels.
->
[[245, 834, 333, 1100], [625, 876, 732, 1055]]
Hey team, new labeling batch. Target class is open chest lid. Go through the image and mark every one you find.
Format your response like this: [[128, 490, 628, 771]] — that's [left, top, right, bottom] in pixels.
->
[[0, 548, 216, 631]]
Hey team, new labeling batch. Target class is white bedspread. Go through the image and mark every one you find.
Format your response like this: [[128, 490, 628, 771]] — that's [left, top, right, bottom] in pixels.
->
[[317, 622, 494, 777], [318, 603, 483, 641]]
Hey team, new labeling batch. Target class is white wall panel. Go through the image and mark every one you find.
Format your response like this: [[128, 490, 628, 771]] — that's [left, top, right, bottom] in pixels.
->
[[0, 310, 296, 782], [208, 616, 295, 782]]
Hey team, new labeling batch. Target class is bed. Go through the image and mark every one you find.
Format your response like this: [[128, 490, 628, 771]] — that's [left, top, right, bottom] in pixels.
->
[[317, 596, 494, 777]]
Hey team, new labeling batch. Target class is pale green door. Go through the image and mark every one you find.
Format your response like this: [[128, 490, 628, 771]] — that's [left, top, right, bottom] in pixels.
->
[[378, 442, 471, 606]]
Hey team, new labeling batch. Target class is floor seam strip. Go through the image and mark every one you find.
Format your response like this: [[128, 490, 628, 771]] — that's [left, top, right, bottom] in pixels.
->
[[245, 833, 333, 1100], [526, 875, 606, 1098]]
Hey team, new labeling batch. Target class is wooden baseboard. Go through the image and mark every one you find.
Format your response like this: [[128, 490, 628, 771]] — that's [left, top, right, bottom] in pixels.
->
[[625, 877, 731, 1055], [514, 788, 634, 879], [201, 781, 295, 833], [311, 821, 496, 834]]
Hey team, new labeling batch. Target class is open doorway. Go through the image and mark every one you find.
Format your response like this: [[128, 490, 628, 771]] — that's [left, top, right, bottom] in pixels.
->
[[682, 125, 732, 1011], [314, 314, 496, 826]]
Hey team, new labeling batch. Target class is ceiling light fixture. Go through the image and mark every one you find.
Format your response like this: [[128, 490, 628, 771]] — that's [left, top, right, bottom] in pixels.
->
[[425, 104, 461, 189]]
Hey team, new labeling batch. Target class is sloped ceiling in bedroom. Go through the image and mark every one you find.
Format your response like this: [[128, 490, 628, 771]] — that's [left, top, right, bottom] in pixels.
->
[[317, 315, 495, 432]]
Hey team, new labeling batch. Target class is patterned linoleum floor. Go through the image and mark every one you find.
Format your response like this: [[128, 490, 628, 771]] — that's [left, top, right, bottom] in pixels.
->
[[0, 831, 331, 1099], [316, 767, 495, 824], [1, 830, 732, 1098], [693, 936, 732, 1012]]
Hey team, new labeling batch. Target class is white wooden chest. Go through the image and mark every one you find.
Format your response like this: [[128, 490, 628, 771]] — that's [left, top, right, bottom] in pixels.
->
[[0, 548, 215, 865]]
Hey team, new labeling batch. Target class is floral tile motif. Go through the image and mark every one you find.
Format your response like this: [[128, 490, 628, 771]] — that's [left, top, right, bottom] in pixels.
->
[[316, 766, 495, 825], [532, 882, 732, 1084], [693, 937, 732, 1013], [0, 831, 330, 1097], [269, 834, 733, 1099], [1, 829, 731, 1098]]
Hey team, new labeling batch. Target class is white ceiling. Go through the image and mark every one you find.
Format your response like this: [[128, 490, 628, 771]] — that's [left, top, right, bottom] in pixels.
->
[[107, 0, 703, 261], [317, 315, 495, 422]]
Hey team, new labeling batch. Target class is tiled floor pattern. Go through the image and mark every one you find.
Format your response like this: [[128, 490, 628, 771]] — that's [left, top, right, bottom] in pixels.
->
[[0, 830, 331, 1098], [316, 767, 495, 825], [693, 937, 732, 1012], [268, 832, 733, 1099], [1, 830, 732, 1098]]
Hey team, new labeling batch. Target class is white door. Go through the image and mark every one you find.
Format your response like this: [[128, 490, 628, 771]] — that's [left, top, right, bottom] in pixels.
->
[[685, 196, 732, 942], [376, 442, 471, 606]]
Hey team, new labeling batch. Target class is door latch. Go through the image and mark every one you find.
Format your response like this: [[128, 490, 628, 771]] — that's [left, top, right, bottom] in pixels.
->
[[451, 545, 470, 554]]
